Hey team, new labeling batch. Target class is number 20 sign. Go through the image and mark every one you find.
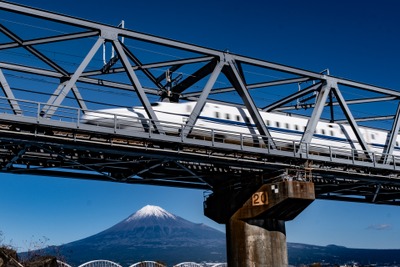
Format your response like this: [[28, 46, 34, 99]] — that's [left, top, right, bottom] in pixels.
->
[[252, 191, 268, 206]]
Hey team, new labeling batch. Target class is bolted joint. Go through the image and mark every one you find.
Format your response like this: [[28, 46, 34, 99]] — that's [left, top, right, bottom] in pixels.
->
[[101, 29, 119, 41]]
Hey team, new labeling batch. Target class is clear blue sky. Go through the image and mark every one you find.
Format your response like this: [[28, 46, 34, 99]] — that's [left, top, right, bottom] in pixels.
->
[[1, 0, 400, 252]]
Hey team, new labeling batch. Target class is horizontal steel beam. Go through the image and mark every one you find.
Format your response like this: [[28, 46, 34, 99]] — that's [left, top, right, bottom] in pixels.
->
[[182, 77, 312, 98], [0, 31, 99, 50]]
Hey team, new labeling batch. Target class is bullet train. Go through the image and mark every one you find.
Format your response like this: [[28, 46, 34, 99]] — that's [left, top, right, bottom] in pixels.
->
[[82, 101, 400, 158]]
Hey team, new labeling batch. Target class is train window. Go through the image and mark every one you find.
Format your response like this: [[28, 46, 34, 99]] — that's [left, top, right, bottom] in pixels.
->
[[276, 122, 280, 128], [266, 120, 270, 126], [321, 129, 325, 135], [397, 141, 399, 147], [225, 113, 230, 120], [215, 112, 220, 118], [245, 116, 250, 123], [330, 130, 334, 136], [371, 134, 375, 140], [236, 115, 241, 121], [285, 123, 289, 129], [295, 125, 299, 130]]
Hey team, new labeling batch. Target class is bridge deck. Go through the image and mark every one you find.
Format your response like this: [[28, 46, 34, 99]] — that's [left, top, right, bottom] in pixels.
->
[[1, 98, 400, 205]]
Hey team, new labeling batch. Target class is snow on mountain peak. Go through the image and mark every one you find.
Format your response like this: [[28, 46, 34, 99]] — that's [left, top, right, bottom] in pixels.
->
[[126, 205, 176, 222]]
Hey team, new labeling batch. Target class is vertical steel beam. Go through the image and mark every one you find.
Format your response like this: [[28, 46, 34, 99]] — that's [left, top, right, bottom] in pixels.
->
[[0, 68, 22, 115], [299, 82, 331, 146], [112, 40, 164, 134], [331, 84, 372, 159], [43, 38, 104, 118], [224, 55, 275, 148], [382, 102, 400, 163], [180, 60, 224, 139]]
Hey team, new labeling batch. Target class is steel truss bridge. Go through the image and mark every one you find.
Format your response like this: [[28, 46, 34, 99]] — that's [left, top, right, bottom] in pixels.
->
[[1, 1, 400, 206]]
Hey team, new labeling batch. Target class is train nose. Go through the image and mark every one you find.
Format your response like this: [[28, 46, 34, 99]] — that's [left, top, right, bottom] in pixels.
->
[[81, 110, 112, 125], [81, 108, 139, 128]]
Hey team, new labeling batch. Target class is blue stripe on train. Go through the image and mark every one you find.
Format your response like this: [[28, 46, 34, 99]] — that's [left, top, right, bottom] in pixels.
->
[[157, 110, 400, 151]]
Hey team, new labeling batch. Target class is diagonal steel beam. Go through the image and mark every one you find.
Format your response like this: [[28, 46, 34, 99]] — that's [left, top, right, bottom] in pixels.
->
[[71, 84, 88, 112], [237, 61, 246, 84], [42, 82, 87, 116], [3, 145, 29, 170], [135, 161, 166, 176], [223, 54, 275, 148], [0, 68, 21, 114], [372, 184, 381, 203], [120, 42, 162, 89], [171, 59, 218, 95], [155, 64, 182, 85], [174, 161, 209, 187], [113, 39, 164, 134], [331, 84, 372, 160], [41, 81, 66, 115], [180, 60, 224, 139], [382, 102, 400, 163], [263, 82, 322, 112], [0, 24, 68, 76], [43, 37, 104, 117], [299, 82, 331, 147]]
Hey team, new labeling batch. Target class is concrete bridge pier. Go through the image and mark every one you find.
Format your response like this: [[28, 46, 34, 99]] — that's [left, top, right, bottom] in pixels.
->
[[227, 217, 287, 266], [205, 180, 315, 267]]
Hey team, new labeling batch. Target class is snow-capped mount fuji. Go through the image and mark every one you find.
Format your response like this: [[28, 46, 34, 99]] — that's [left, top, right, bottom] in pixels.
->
[[55, 205, 226, 266], [100, 205, 213, 238], [126, 205, 176, 221]]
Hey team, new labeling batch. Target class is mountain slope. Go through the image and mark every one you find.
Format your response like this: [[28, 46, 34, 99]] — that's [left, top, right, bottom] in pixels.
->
[[39, 206, 400, 266], [56, 205, 226, 266]]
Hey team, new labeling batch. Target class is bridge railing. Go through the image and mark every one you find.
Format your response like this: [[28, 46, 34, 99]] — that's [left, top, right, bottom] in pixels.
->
[[0, 96, 82, 124]]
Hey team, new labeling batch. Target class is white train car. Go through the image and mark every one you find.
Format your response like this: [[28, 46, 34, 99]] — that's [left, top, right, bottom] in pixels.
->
[[82, 101, 400, 159]]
